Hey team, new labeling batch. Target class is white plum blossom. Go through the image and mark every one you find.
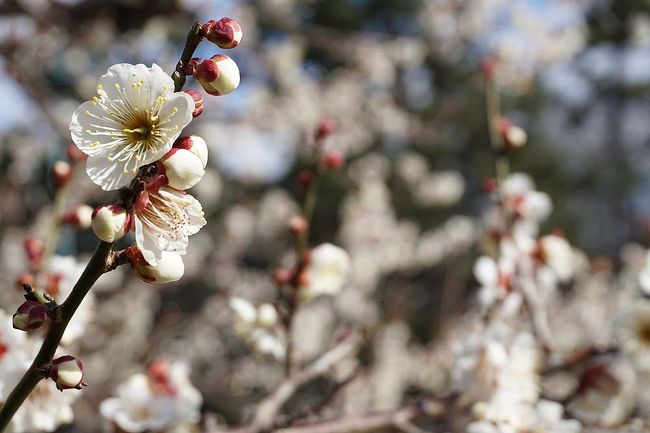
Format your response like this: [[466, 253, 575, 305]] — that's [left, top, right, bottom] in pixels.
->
[[229, 297, 285, 360], [527, 400, 581, 433], [616, 301, 650, 372], [300, 243, 352, 300], [100, 361, 202, 433], [638, 249, 650, 296], [70, 63, 194, 191], [537, 234, 575, 284], [133, 185, 206, 265]]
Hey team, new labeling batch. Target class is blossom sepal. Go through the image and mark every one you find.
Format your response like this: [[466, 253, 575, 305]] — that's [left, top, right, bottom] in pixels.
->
[[49, 355, 86, 391], [193, 54, 240, 96], [91, 205, 130, 243], [126, 247, 185, 284]]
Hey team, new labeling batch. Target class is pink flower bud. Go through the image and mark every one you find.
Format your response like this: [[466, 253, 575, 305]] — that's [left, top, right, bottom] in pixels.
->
[[183, 89, 204, 117], [194, 54, 240, 96], [50, 355, 85, 391], [297, 170, 312, 195], [288, 215, 308, 236], [15, 273, 35, 290], [202, 17, 243, 49], [13, 300, 49, 331], [497, 117, 527, 149], [173, 135, 208, 168], [53, 160, 72, 188], [160, 148, 205, 190], [91, 205, 129, 242], [315, 118, 335, 141], [127, 247, 185, 284], [24, 237, 44, 267], [322, 151, 344, 170], [66, 143, 87, 163], [481, 57, 496, 79], [61, 204, 94, 229]]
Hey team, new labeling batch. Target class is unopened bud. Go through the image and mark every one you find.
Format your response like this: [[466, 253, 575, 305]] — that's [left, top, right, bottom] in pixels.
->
[[183, 89, 204, 117], [127, 248, 185, 284], [24, 237, 44, 267], [66, 143, 87, 163], [257, 303, 278, 328], [481, 177, 498, 193], [497, 117, 527, 149], [13, 301, 49, 331], [202, 17, 243, 49], [315, 119, 335, 141], [91, 205, 129, 243], [61, 204, 94, 229], [173, 135, 208, 168], [15, 273, 35, 290], [297, 170, 312, 195], [194, 54, 240, 96], [53, 160, 72, 188], [50, 355, 85, 391], [322, 151, 344, 170], [481, 57, 496, 79], [160, 148, 205, 190], [271, 268, 294, 286], [288, 215, 308, 236]]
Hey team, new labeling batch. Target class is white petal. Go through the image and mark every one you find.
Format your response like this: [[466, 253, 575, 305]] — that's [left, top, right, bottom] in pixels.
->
[[97, 63, 173, 104], [86, 155, 133, 191]]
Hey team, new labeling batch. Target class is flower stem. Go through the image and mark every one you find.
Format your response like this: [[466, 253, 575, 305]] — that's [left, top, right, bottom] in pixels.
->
[[172, 22, 204, 92], [0, 241, 113, 432]]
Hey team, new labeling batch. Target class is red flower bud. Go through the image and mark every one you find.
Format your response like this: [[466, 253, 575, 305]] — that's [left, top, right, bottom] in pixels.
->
[[15, 273, 35, 290], [202, 17, 243, 49], [322, 151, 345, 170], [53, 160, 72, 188], [183, 89, 204, 118], [315, 118, 335, 141], [297, 170, 312, 195], [194, 54, 240, 96], [61, 204, 94, 229], [66, 143, 87, 163], [13, 300, 49, 331], [24, 237, 44, 267]]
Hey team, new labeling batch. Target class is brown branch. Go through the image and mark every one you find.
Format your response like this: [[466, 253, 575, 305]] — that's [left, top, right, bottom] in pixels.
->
[[250, 334, 361, 433]]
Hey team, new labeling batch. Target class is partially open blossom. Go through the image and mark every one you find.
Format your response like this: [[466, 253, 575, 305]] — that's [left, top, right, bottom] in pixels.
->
[[133, 183, 206, 265], [159, 148, 205, 190], [299, 243, 352, 300], [13, 301, 49, 331], [50, 355, 85, 391], [173, 135, 208, 168], [91, 205, 129, 243], [183, 89, 204, 117], [70, 63, 194, 190], [193, 54, 240, 96], [127, 247, 185, 284], [202, 17, 243, 49], [616, 302, 650, 372], [53, 160, 72, 188], [61, 204, 94, 229]]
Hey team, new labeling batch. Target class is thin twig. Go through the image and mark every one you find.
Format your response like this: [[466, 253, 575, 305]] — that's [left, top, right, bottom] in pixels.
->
[[251, 334, 361, 433]]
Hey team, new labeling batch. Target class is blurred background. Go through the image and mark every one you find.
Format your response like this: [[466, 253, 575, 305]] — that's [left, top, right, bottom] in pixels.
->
[[1, 0, 650, 432]]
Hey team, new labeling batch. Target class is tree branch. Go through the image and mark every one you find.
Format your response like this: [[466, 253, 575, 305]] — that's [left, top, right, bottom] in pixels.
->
[[0, 240, 113, 432]]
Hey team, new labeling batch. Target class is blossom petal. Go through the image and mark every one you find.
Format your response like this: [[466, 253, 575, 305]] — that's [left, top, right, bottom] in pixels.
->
[[86, 155, 133, 191]]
